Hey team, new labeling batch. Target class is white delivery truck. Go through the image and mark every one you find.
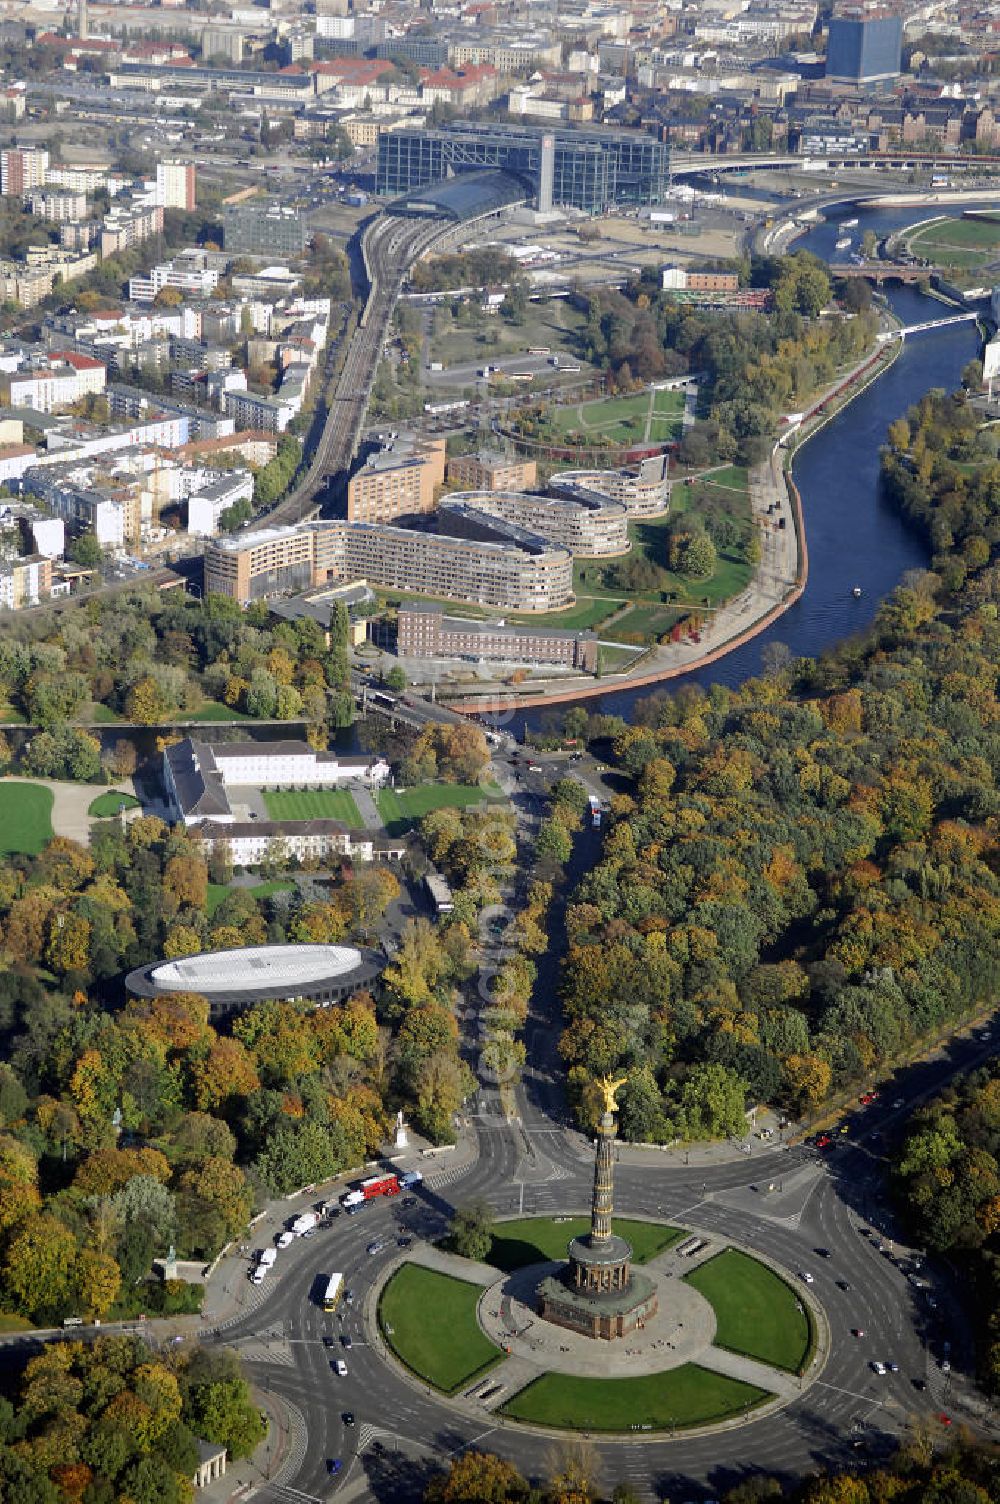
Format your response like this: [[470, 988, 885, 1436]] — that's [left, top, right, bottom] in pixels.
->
[[291, 1212, 319, 1238], [398, 1171, 423, 1189]]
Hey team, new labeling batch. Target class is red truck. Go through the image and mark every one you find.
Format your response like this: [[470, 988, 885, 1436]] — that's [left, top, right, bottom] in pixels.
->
[[341, 1173, 400, 1209]]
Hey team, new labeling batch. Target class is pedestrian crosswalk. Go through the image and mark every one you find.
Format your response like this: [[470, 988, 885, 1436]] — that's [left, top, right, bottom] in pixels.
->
[[233, 1336, 297, 1367], [205, 1269, 284, 1336], [271, 1396, 309, 1490], [425, 1159, 477, 1191], [357, 1422, 402, 1453]]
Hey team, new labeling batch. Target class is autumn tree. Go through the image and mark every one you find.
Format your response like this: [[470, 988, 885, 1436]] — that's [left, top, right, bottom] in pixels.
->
[[425, 1451, 529, 1503]]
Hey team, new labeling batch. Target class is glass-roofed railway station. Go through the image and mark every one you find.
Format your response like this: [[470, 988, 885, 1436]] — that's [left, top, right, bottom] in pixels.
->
[[377, 122, 671, 214], [391, 168, 530, 222]]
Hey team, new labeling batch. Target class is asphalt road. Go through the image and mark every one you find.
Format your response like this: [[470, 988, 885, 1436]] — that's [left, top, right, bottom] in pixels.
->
[[214, 747, 997, 1504]]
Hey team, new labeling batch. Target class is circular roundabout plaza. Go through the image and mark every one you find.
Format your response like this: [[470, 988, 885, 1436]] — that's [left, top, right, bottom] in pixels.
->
[[372, 1216, 822, 1437]]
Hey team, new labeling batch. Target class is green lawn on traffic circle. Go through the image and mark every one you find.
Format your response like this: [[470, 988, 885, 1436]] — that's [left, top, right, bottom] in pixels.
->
[[0, 783, 54, 855], [501, 1363, 770, 1431], [487, 1217, 681, 1273], [684, 1248, 813, 1373], [88, 792, 141, 819], [378, 1265, 502, 1394], [262, 788, 364, 827]]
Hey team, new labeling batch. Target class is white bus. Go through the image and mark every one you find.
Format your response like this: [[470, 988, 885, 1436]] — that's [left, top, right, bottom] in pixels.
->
[[323, 1272, 344, 1312]]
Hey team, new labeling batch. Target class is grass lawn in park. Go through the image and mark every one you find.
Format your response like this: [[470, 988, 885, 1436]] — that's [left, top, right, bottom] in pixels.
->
[[375, 782, 501, 836], [0, 783, 54, 856], [87, 703, 124, 724], [206, 880, 296, 918], [508, 595, 624, 632], [427, 299, 585, 370], [501, 1363, 770, 1431], [263, 788, 364, 827], [186, 701, 254, 723], [702, 464, 750, 493], [544, 386, 685, 447], [0, 1314, 34, 1333], [605, 602, 684, 644], [378, 1265, 502, 1394], [88, 791, 141, 819], [685, 1248, 813, 1373], [906, 216, 1000, 271], [487, 1217, 681, 1273]]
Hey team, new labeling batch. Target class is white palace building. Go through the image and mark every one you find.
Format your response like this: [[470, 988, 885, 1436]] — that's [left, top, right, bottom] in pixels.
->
[[162, 737, 398, 868]]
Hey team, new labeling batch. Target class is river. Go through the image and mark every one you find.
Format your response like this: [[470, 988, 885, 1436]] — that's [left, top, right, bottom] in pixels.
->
[[518, 204, 984, 729]]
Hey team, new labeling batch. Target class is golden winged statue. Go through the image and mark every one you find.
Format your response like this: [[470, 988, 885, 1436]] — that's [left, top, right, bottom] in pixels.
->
[[598, 1073, 628, 1115]]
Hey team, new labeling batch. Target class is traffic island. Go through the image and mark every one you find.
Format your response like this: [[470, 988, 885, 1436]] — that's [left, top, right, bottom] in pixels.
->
[[377, 1263, 504, 1394], [499, 1363, 771, 1432], [684, 1247, 814, 1374]]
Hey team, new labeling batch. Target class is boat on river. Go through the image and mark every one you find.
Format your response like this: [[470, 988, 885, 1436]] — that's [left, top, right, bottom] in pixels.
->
[[835, 237, 853, 251], [852, 585, 863, 598], [839, 217, 859, 229]]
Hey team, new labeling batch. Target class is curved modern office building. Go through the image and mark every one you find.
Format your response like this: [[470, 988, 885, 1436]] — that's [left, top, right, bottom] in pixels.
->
[[126, 943, 385, 1017], [441, 489, 630, 557]]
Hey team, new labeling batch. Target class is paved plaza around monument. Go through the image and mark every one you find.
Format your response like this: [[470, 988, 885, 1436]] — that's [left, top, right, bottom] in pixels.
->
[[478, 1249, 718, 1378]]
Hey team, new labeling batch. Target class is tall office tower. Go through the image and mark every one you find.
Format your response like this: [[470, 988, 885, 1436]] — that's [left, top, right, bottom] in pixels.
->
[[78, 0, 88, 39], [825, 4, 902, 85]]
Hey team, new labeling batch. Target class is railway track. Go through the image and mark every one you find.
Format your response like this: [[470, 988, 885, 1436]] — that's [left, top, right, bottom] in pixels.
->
[[269, 213, 453, 526]]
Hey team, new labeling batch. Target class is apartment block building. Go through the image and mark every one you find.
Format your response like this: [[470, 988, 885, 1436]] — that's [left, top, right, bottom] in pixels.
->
[[661, 266, 740, 292], [0, 554, 52, 611], [156, 158, 196, 211], [446, 450, 536, 492], [187, 471, 255, 536], [223, 388, 295, 434], [129, 250, 220, 303], [22, 468, 128, 548], [2, 352, 106, 413], [0, 247, 97, 308], [440, 488, 629, 557], [108, 383, 234, 441], [0, 147, 48, 197], [398, 602, 598, 670], [28, 189, 88, 223], [204, 518, 575, 612], [347, 437, 445, 523], [204, 523, 315, 602], [100, 200, 163, 259]]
